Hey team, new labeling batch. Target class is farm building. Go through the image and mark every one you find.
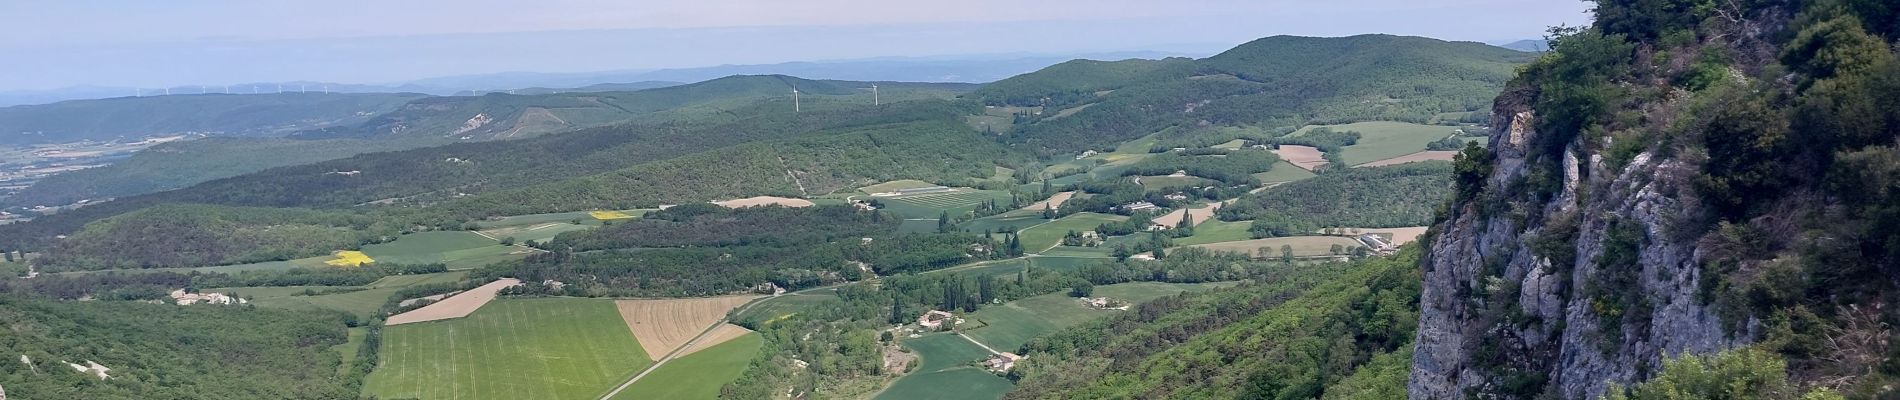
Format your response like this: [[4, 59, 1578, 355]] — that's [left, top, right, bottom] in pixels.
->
[[1120, 202, 1159, 212], [169, 289, 246, 305], [1357, 234, 1397, 254], [983, 352, 1024, 372], [917, 310, 957, 329]]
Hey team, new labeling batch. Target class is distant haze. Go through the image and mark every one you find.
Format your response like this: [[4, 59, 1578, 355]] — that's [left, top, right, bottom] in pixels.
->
[[1, 0, 1591, 91]]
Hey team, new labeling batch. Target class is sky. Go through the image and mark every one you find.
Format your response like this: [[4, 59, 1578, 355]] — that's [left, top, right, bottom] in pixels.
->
[[0, 0, 1593, 91]]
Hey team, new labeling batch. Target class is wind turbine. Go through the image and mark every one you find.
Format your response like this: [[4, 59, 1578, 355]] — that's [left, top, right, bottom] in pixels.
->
[[323, 85, 330, 94], [276, 84, 283, 93], [164, 87, 171, 95], [223, 85, 230, 94], [299, 84, 306, 93], [870, 84, 880, 106], [792, 84, 801, 113]]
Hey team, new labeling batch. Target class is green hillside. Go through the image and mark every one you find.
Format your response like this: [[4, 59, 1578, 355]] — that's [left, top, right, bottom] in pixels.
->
[[977, 34, 1531, 156], [0, 92, 423, 145]]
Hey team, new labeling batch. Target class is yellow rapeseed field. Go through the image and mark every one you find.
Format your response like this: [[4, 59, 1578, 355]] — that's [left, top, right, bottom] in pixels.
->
[[325, 251, 375, 267]]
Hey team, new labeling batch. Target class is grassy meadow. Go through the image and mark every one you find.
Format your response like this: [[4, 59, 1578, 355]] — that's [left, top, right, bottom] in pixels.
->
[[1293, 121, 1463, 165], [874, 334, 1014, 400], [1019, 213, 1127, 252], [612, 333, 764, 400], [365, 298, 649, 400]]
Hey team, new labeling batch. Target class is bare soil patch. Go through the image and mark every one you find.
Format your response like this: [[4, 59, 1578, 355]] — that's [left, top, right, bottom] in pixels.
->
[[616, 296, 762, 359], [1273, 145, 1328, 171], [385, 278, 521, 325], [714, 196, 815, 208], [675, 324, 756, 357], [1150, 203, 1220, 229], [1356, 150, 1458, 168], [1016, 191, 1075, 213]]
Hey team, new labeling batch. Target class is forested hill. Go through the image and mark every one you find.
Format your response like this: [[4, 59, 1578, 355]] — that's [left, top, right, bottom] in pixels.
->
[[1414, 1, 1900, 399], [298, 75, 972, 141], [0, 92, 424, 145], [972, 34, 1533, 156]]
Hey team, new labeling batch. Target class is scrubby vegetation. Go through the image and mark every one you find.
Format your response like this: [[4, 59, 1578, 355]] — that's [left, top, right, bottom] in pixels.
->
[[1219, 162, 1453, 236]]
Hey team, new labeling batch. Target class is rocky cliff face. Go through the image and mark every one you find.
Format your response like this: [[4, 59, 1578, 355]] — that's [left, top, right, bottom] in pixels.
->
[[1409, 94, 1746, 399]]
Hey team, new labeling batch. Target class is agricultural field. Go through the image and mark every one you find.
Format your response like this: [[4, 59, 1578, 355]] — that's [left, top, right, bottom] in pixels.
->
[[958, 211, 1050, 235], [365, 298, 649, 400], [1252, 161, 1318, 184], [896, 219, 942, 234], [877, 189, 1015, 219], [1150, 202, 1221, 229], [1273, 145, 1328, 171], [1019, 213, 1127, 252], [360, 231, 531, 270], [1173, 219, 1256, 246], [1357, 150, 1460, 167], [324, 251, 374, 267], [1186, 236, 1364, 259], [611, 333, 764, 400], [205, 271, 471, 320], [859, 179, 943, 194], [713, 196, 815, 208], [385, 278, 520, 325], [616, 296, 762, 359], [591, 210, 641, 220], [334, 327, 367, 374], [874, 334, 1015, 400], [731, 293, 838, 326], [1292, 121, 1465, 165], [471, 209, 648, 229], [961, 282, 1230, 353], [478, 222, 593, 244]]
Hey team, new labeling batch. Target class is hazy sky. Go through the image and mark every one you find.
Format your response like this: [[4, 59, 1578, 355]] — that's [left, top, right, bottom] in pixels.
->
[[0, 0, 1592, 90]]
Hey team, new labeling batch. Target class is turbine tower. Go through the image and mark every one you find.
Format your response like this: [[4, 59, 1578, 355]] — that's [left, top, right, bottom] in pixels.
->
[[870, 84, 880, 106], [792, 85, 801, 113]]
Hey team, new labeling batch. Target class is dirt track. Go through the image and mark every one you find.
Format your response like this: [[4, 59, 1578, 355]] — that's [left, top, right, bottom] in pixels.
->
[[1017, 191, 1075, 213], [616, 296, 761, 359], [385, 278, 521, 325]]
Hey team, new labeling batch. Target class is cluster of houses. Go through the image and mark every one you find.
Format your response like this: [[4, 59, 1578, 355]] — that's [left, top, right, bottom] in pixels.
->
[[1355, 233, 1399, 255], [916, 310, 960, 330], [982, 352, 1024, 372], [168, 289, 245, 306]]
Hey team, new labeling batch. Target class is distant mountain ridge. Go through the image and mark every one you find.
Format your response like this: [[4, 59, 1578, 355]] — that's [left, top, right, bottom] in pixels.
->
[[0, 93, 425, 145]]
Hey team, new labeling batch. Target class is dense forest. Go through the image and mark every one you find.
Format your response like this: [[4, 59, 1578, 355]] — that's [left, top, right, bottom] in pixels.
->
[[1218, 162, 1453, 236], [0, 297, 359, 399], [35, 204, 401, 271]]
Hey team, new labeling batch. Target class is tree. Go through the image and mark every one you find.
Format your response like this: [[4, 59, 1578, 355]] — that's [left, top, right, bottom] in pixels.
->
[[1281, 245, 1295, 262], [937, 212, 953, 233], [499, 236, 516, 246], [1042, 179, 1054, 196], [1070, 281, 1095, 297], [1112, 245, 1132, 261], [1007, 233, 1025, 256], [1604, 348, 1842, 400], [889, 294, 905, 324], [1043, 203, 1056, 219], [1152, 245, 1167, 259], [1330, 244, 1345, 255], [978, 278, 995, 304], [4, 251, 12, 263]]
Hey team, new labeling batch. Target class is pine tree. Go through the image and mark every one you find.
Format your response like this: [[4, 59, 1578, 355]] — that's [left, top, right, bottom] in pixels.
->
[[1153, 245, 1167, 259], [937, 211, 952, 233], [1042, 179, 1053, 196], [889, 294, 905, 324], [1043, 203, 1056, 219], [978, 277, 995, 303]]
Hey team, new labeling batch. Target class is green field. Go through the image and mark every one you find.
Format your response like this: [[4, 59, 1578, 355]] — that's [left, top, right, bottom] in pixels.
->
[[365, 298, 649, 400], [1036, 246, 1112, 258], [958, 211, 1050, 235], [1186, 236, 1364, 258], [897, 219, 941, 234], [481, 222, 594, 244], [1252, 161, 1319, 184], [612, 333, 763, 400], [874, 334, 1014, 400], [860, 179, 945, 194], [961, 282, 1229, 353], [1293, 121, 1463, 165], [207, 271, 470, 319], [1019, 213, 1127, 253], [471, 209, 648, 229], [878, 190, 1015, 219], [359, 231, 524, 269], [732, 293, 839, 326], [1173, 219, 1256, 246]]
